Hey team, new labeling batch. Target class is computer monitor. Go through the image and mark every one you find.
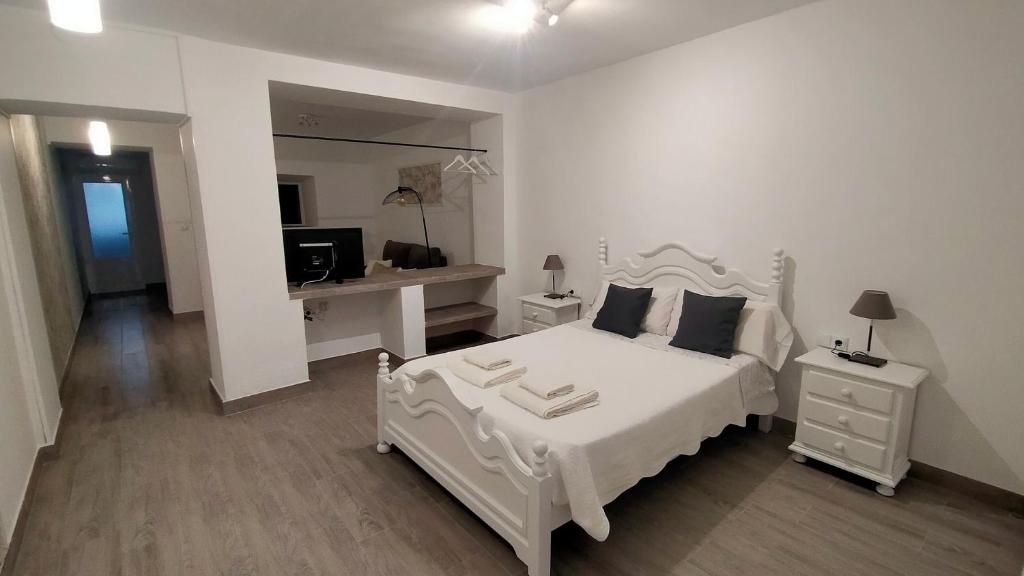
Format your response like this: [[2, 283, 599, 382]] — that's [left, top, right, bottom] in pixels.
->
[[283, 227, 365, 284]]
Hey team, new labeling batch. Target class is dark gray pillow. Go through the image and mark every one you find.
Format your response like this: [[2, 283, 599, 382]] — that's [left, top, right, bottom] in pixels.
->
[[669, 290, 747, 358], [592, 284, 653, 339]]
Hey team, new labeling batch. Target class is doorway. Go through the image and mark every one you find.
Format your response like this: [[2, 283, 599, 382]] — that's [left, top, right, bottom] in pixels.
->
[[79, 179, 142, 293], [56, 148, 166, 297]]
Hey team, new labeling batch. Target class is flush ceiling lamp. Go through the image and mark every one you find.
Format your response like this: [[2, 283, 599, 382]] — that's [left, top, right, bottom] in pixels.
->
[[543, 0, 573, 27], [48, 0, 103, 33], [500, 0, 538, 34], [481, 0, 573, 34], [88, 121, 111, 156]]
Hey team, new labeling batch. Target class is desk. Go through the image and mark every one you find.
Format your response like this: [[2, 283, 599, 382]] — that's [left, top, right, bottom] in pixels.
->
[[289, 264, 504, 300], [291, 264, 505, 361]]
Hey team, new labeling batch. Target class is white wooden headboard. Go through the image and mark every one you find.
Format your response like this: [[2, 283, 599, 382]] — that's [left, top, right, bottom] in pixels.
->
[[598, 237, 784, 306]]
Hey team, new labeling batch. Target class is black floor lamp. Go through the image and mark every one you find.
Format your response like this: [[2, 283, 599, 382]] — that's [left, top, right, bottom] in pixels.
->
[[382, 186, 434, 267]]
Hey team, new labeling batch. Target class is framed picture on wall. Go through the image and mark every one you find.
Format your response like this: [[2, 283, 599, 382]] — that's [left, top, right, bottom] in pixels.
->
[[398, 162, 442, 204]]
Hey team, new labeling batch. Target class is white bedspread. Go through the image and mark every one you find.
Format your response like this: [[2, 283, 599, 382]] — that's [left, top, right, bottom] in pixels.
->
[[397, 320, 777, 542]]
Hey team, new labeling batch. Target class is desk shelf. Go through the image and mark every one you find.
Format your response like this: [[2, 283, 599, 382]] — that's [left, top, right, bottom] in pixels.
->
[[425, 302, 497, 329], [289, 264, 504, 301]]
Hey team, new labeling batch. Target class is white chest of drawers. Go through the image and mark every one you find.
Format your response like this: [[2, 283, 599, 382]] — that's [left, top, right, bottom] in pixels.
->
[[518, 293, 581, 334], [789, 348, 928, 496]]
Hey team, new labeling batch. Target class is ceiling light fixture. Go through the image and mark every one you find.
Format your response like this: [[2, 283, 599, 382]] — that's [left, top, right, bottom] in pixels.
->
[[88, 121, 111, 156], [47, 0, 103, 33], [547, 12, 559, 26], [501, 0, 537, 34]]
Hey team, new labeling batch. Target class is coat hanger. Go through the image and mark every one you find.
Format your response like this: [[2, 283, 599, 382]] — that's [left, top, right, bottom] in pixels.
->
[[443, 154, 475, 174], [474, 154, 499, 176], [466, 155, 492, 175]]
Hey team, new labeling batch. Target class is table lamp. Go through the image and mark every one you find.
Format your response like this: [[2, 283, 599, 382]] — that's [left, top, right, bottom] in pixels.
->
[[543, 255, 564, 299], [848, 290, 896, 367]]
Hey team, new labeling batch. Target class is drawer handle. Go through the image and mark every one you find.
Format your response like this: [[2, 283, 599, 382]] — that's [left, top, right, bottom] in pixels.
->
[[531, 312, 539, 319], [837, 415, 850, 426], [840, 388, 852, 398], [833, 441, 845, 452]]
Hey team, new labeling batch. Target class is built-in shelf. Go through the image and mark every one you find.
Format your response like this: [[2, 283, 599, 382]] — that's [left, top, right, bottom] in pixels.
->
[[424, 302, 497, 329], [288, 264, 504, 301]]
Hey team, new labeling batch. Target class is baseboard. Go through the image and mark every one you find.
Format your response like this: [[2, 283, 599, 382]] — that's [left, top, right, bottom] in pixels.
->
[[767, 415, 796, 437], [306, 333, 382, 362], [771, 417, 1023, 514], [57, 335, 81, 401], [910, 460, 1024, 515], [0, 444, 50, 576], [36, 407, 65, 461], [209, 377, 316, 416]]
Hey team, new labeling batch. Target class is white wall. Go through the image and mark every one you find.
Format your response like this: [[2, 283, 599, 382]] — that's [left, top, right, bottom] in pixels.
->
[[41, 140, 85, 330], [176, 36, 515, 400], [375, 120, 476, 266], [272, 119, 476, 265], [41, 117, 204, 314], [0, 5, 185, 119], [516, 0, 1024, 494], [0, 113, 60, 553], [9, 115, 79, 382], [0, 239, 37, 560]]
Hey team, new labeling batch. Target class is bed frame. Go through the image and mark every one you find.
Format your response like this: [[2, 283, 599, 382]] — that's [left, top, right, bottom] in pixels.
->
[[376, 238, 785, 576]]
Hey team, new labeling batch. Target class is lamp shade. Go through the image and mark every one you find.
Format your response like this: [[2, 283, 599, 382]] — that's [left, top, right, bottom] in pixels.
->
[[542, 255, 564, 271], [382, 186, 421, 206], [849, 290, 896, 320]]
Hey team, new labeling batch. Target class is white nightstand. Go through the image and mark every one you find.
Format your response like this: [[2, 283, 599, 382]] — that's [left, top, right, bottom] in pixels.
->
[[789, 348, 928, 496], [518, 293, 581, 334]]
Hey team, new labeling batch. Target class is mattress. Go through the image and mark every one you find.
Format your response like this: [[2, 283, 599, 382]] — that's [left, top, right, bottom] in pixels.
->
[[397, 320, 778, 541]]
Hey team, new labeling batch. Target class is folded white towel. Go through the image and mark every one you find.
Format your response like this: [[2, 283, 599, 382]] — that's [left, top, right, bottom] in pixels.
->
[[462, 351, 512, 371], [448, 359, 526, 389], [500, 382, 599, 419], [519, 379, 575, 400]]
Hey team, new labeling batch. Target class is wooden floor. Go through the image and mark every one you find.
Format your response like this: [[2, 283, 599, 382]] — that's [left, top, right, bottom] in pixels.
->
[[7, 294, 1023, 576]]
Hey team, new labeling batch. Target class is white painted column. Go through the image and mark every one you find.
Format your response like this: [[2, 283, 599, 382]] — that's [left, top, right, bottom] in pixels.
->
[[380, 286, 426, 360]]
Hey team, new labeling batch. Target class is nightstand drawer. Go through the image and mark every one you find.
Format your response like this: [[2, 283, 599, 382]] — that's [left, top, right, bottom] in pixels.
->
[[805, 369, 894, 414], [522, 319, 548, 334], [522, 303, 558, 325], [797, 422, 887, 470], [802, 396, 891, 443]]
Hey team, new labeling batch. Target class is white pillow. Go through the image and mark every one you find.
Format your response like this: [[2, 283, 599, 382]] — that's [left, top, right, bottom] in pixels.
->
[[733, 300, 793, 372], [586, 281, 679, 335], [667, 291, 793, 371], [668, 287, 686, 335]]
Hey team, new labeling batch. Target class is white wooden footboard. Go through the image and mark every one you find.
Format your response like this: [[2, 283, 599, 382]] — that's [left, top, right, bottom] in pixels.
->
[[376, 353, 555, 576]]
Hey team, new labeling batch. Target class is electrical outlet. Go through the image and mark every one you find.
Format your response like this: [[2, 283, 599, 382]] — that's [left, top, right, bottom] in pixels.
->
[[832, 335, 849, 352], [817, 332, 850, 351]]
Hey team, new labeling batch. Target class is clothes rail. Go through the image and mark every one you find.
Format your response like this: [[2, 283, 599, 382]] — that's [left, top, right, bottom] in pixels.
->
[[272, 133, 487, 154]]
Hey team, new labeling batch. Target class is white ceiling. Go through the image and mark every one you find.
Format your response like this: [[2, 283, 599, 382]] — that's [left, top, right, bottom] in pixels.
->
[[5, 0, 818, 92]]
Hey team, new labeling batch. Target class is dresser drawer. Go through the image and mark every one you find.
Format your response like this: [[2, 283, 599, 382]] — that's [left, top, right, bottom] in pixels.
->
[[804, 369, 894, 414], [522, 303, 558, 325], [796, 422, 887, 471], [801, 396, 891, 443], [522, 319, 548, 334]]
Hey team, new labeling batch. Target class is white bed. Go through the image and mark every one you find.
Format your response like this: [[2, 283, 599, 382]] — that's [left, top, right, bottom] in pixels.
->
[[375, 239, 786, 576]]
